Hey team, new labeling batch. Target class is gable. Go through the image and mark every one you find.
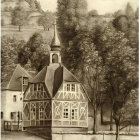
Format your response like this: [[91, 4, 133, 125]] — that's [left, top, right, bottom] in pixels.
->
[[24, 83, 50, 100], [3, 64, 32, 91], [54, 82, 88, 101]]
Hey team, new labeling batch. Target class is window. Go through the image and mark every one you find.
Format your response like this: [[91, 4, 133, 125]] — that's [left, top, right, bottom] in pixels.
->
[[67, 84, 70, 91], [13, 95, 17, 102], [39, 106, 44, 120], [38, 84, 41, 91], [63, 108, 69, 118], [52, 54, 58, 63], [71, 84, 75, 91], [1, 112, 3, 119], [10, 112, 14, 119], [34, 84, 37, 91], [23, 78, 28, 85], [71, 109, 78, 120]]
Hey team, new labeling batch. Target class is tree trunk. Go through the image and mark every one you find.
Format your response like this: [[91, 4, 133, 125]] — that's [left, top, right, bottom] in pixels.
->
[[43, 26, 45, 31], [19, 25, 21, 32], [116, 124, 120, 140], [110, 106, 113, 131], [93, 107, 97, 134]]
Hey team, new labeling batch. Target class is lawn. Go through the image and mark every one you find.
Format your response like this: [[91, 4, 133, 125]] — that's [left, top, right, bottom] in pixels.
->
[[2, 25, 54, 43]]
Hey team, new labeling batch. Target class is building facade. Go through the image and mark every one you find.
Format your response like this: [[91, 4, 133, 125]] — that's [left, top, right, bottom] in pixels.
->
[[23, 22, 89, 134], [1, 64, 32, 131]]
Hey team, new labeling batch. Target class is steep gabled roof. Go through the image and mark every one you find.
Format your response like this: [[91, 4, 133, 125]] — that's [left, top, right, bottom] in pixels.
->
[[30, 64, 79, 98], [3, 64, 32, 91]]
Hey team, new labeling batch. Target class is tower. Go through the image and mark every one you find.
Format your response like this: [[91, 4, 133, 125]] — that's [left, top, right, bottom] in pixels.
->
[[50, 21, 61, 64]]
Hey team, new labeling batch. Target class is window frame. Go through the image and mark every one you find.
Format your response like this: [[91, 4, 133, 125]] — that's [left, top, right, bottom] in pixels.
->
[[13, 95, 17, 102], [71, 84, 75, 92], [63, 108, 69, 119], [23, 77, 28, 85], [66, 84, 70, 91]]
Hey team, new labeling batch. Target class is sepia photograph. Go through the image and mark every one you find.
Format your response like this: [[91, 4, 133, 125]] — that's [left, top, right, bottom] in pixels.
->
[[1, 0, 139, 140]]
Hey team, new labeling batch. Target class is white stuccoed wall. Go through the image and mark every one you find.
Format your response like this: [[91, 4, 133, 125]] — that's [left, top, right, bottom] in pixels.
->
[[1, 90, 23, 121], [52, 134, 139, 140]]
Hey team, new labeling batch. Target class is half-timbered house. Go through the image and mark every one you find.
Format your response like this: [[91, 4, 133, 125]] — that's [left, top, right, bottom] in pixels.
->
[[23, 22, 90, 134]]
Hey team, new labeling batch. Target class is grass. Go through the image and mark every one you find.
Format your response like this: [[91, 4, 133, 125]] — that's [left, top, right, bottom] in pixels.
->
[[2, 25, 54, 43]]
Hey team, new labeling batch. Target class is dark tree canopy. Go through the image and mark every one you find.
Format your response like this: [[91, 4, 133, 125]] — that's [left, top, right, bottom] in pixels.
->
[[18, 33, 50, 71]]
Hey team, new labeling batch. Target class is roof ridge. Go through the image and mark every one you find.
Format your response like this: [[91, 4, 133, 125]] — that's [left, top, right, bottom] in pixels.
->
[[18, 64, 32, 78], [6, 64, 18, 89], [62, 64, 80, 83]]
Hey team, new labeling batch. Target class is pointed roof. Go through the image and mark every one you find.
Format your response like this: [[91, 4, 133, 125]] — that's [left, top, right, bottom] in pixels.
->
[[3, 64, 32, 91], [51, 20, 61, 51], [31, 64, 79, 97]]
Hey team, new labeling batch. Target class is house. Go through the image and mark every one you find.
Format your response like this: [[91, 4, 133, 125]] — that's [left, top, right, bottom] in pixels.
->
[[23, 22, 90, 136], [1, 64, 32, 131]]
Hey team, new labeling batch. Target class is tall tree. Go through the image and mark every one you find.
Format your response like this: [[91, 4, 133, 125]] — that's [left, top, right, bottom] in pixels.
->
[[62, 31, 106, 133], [98, 26, 138, 139], [135, 8, 139, 19], [125, 2, 135, 18], [57, 0, 88, 46], [12, 6, 28, 31], [38, 11, 55, 31]]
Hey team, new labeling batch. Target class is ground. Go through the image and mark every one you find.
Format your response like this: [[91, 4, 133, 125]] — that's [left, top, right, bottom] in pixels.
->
[[2, 25, 54, 42], [2, 131, 45, 140]]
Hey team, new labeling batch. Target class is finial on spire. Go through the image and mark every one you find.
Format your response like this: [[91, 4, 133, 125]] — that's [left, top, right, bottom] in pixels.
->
[[51, 19, 60, 51]]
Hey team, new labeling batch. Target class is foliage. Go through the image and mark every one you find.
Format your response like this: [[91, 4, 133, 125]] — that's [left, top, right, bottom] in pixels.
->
[[113, 10, 124, 18], [57, 0, 88, 46], [88, 10, 98, 17], [62, 31, 106, 133], [98, 26, 138, 139], [25, 0, 42, 11], [38, 11, 55, 31], [135, 8, 139, 19], [125, 2, 135, 18], [1, 36, 26, 86], [12, 6, 28, 31], [113, 3, 138, 60], [18, 33, 50, 71], [113, 15, 129, 32]]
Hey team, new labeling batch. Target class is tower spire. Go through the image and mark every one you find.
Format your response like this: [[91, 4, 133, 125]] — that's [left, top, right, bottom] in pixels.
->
[[51, 20, 60, 51]]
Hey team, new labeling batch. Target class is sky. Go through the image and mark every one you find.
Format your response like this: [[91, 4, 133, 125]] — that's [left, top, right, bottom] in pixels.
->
[[38, 0, 138, 14]]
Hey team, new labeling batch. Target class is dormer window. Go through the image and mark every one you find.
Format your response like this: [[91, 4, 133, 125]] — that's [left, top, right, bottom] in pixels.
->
[[23, 77, 28, 85]]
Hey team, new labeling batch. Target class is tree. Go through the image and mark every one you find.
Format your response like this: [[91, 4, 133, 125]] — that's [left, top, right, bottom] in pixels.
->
[[57, 0, 88, 46], [88, 10, 98, 17], [1, 36, 26, 87], [81, 43, 106, 133], [125, 3, 135, 19], [98, 26, 138, 139], [18, 33, 50, 71], [35, 0, 42, 12], [62, 31, 106, 133], [113, 10, 124, 18], [113, 15, 129, 32], [135, 8, 139, 19], [38, 11, 55, 31], [12, 6, 28, 31]]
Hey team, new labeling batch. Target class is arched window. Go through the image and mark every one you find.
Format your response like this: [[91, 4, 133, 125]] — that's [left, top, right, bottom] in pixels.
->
[[52, 54, 58, 63]]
